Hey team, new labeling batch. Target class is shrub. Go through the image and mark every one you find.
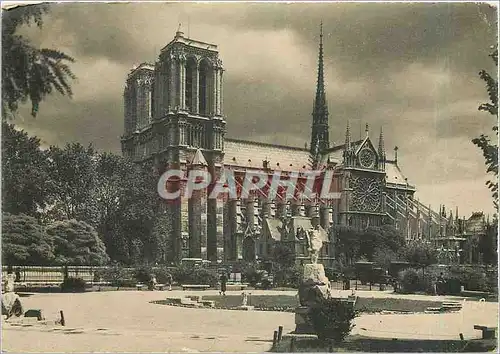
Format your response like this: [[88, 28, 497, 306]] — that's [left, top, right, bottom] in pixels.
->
[[134, 265, 153, 283], [171, 265, 219, 287], [260, 278, 272, 290], [152, 267, 174, 285], [95, 265, 133, 288], [449, 266, 491, 292], [61, 277, 86, 292], [397, 268, 433, 294], [324, 267, 339, 282], [308, 298, 359, 345], [191, 268, 219, 287], [275, 264, 303, 288], [241, 263, 263, 287]]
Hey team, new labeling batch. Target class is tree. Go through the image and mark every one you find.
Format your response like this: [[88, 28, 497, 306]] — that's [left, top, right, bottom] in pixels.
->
[[331, 225, 363, 266], [2, 213, 54, 265], [372, 247, 400, 270], [472, 47, 498, 210], [2, 122, 51, 217], [2, 4, 76, 119], [45, 143, 98, 224], [271, 242, 295, 268], [46, 219, 109, 265], [399, 240, 438, 271], [270, 243, 300, 287], [360, 225, 405, 261], [149, 213, 172, 264], [93, 154, 159, 264]]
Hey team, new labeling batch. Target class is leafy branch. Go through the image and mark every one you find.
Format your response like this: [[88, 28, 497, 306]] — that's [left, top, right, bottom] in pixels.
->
[[472, 47, 498, 210]]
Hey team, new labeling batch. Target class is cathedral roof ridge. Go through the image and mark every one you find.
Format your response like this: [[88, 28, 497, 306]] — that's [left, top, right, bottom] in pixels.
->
[[225, 137, 309, 152], [161, 32, 218, 53], [322, 139, 364, 153], [128, 63, 155, 77]]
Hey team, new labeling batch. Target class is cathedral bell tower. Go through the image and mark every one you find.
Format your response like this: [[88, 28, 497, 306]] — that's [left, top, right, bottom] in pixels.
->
[[153, 28, 227, 263], [310, 22, 330, 160], [153, 28, 226, 164]]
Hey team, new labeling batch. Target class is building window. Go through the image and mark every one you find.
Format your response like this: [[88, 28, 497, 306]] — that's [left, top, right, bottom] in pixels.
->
[[185, 58, 196, 112], [199, 60, 211, 115]]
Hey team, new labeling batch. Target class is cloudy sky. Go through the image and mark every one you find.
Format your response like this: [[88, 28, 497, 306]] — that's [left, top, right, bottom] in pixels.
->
[[8, 1, 498, 217]]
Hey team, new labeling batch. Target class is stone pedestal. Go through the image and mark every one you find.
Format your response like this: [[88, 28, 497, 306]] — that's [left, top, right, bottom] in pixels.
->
[[294, 306, 315, 334], [298, 264, 331, 307], [294, 263, 332, 334]]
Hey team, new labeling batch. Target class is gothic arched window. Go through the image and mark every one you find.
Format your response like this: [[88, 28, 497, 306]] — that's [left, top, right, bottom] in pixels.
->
[[199, 59, 212, 116], [185, 57, 197, 112]]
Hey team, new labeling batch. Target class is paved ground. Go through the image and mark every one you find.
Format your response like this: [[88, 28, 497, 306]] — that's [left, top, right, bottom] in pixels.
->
[[2, 289, 498, 352]]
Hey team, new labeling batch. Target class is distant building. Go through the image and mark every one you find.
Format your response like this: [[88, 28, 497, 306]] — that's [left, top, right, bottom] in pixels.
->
[[121, 26, 496, 266]]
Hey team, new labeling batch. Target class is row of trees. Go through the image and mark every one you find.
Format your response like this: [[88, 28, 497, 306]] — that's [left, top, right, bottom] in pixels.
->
[[2, 122, 170, 265], [2, 213, 108, 265]]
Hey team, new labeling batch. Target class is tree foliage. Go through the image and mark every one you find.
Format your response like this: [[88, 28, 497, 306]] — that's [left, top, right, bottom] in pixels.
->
[[46, 219, 109, 265], [45, 143, 98, 223], [1, 122, 51, 217], [399, 240, 438, 269], [2, 122, 165, 265], [2, 213, 54, 265], [308, 298, 359, 345], [94, 155, 159, 264], [332, 224, 404, 267], [472, 47, 498, 210], [2, 4, 76, 119]]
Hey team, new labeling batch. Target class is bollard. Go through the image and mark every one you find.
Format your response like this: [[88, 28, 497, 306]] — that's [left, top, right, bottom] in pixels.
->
[[272, 330, 278, 349], [290, 337, 296, 352], [277, 326, 283, 343], [60, 310, 65, 326]]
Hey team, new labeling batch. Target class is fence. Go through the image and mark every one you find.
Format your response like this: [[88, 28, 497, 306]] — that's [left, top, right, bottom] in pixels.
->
[[1, 265, 113, 285]]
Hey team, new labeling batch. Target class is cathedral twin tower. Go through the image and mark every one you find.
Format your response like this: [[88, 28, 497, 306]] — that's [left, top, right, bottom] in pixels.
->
[[123, 28, 226, 161]]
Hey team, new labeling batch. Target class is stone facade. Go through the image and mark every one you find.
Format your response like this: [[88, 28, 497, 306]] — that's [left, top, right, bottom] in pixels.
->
[[121, 28, 486, 266]]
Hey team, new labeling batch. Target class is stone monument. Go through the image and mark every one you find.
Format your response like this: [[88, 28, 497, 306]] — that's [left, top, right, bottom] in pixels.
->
[[236, 291, 254, 311], [2, 273, 23, 319], [295, 226, 332, 334]]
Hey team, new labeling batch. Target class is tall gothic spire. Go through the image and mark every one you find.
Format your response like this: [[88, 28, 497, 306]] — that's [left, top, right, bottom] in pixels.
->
[[343, 121, 352, 166], [378, 127, 386, 159], [345, 121, 351, 150], [315, 21, 326, 110], [310, 21, 330, 156]]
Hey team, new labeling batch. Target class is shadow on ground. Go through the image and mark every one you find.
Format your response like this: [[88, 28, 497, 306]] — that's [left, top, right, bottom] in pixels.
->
[[270, 335, 497, 352]]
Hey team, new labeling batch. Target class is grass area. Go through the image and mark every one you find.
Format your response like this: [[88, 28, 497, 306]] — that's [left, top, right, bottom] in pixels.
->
[[201, 295, 443, 313], [202, 295, 298, 310], [354, 297, 443, 313], [270, 335, 497, 352]]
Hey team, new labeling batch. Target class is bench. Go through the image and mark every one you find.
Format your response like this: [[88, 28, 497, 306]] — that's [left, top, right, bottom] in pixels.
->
[[155, 284, 166, 291], [136, 283, 166, 291], [226, 284, 248, 291], [181, 284, 210, 291], [474, 325, 497, 339]]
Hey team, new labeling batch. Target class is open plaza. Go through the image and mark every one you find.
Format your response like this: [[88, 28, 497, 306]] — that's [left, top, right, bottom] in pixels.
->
[[2, 288, 499, 352]]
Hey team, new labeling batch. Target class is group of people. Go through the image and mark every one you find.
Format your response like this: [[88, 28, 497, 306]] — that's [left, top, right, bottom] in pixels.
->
[[147, 273, 173, 291]]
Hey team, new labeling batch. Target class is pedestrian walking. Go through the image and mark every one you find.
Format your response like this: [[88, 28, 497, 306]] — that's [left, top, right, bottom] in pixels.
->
[[219, 273, 228, 296]]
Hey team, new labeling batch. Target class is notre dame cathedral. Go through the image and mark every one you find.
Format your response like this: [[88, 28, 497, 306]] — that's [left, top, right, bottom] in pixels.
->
[[121, 26, 491, 266]]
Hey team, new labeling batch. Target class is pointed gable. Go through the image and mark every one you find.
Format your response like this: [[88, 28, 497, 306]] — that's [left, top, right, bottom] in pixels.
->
[[191, 149, 208, 166], [355, 136, 377, 156]]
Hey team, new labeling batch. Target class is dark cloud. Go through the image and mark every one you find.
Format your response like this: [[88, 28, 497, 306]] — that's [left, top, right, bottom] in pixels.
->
[[9, 2, 498, 216]]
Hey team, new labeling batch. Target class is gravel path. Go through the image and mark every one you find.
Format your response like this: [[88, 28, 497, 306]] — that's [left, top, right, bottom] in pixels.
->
[[2, 290, 498, 352]]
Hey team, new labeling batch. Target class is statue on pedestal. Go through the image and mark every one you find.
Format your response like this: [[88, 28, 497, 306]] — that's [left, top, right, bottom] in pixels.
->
[[305, 225, 323, 264], [295, 225, 334, 334]]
